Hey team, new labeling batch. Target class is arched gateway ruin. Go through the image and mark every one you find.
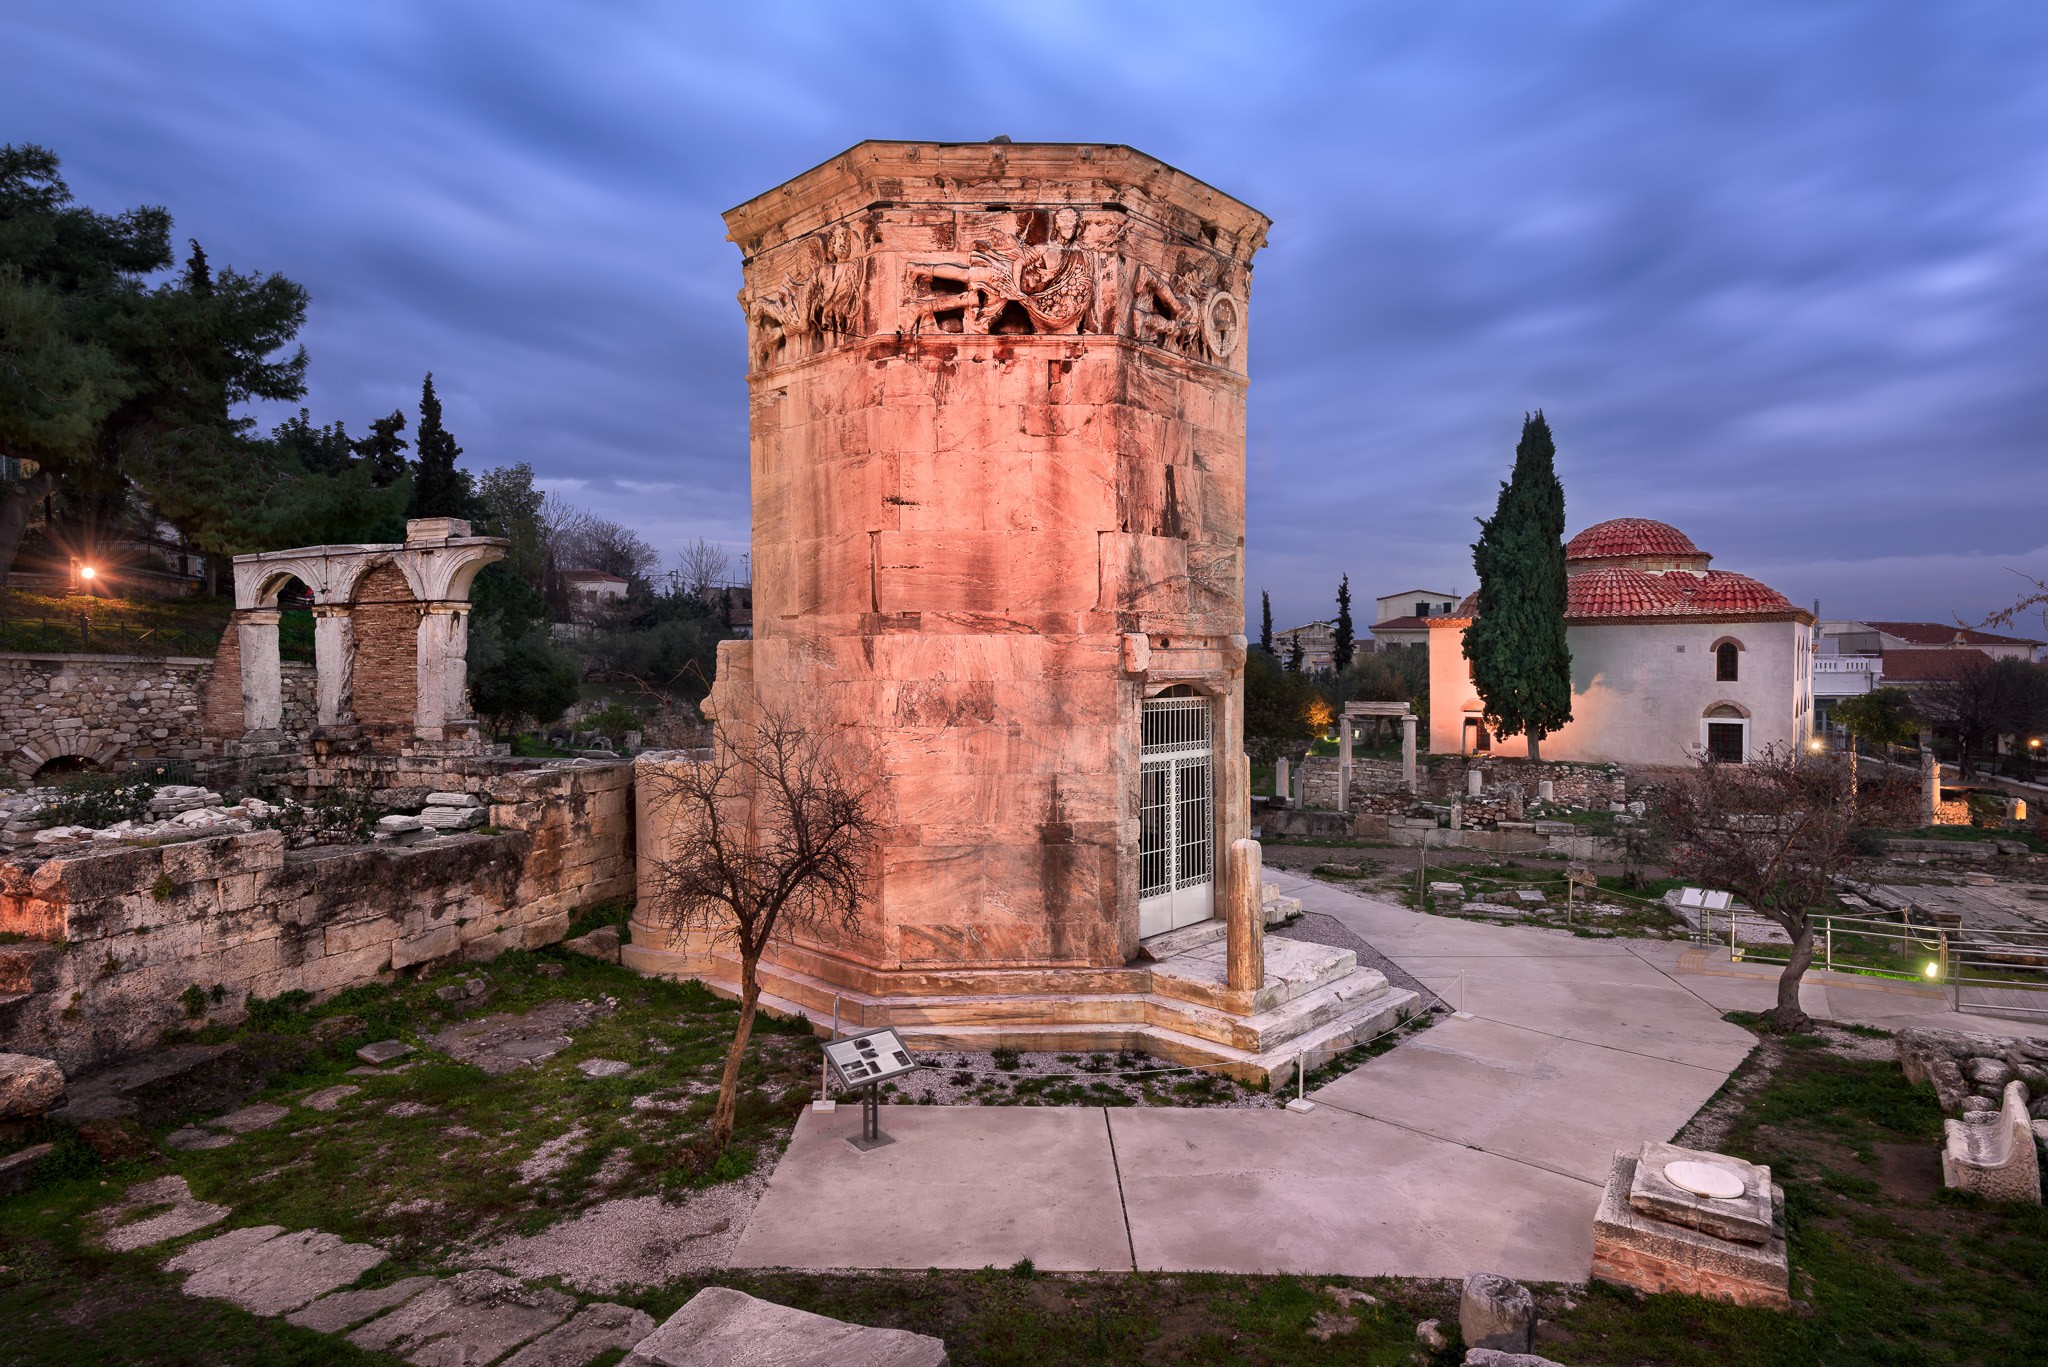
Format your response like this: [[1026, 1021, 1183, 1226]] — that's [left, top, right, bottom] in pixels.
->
[[629, 141, 1410, 1078]]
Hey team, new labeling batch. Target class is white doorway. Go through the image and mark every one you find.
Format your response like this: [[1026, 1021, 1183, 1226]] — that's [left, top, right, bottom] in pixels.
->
[[1139, 689, 1215, 938]]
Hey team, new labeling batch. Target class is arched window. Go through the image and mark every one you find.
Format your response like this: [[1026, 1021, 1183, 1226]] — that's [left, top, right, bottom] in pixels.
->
[[1715, 641, 1740, 682]]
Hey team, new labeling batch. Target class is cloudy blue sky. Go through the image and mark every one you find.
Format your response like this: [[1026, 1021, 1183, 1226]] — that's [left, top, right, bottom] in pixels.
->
[[7, 2, 2045, 632]]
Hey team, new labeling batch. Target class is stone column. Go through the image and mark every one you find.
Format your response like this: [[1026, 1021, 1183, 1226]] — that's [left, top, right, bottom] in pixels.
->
[[1275, 757, 1289, 802], [1402, 714, 1417, 794], [310, 604, 355, 727], [1225, 837, 1265, 992], [1467, 767, 1484, 797], [413, 603, 470, 739], [1922, 746, 1940, 826], [1336, 715, 1353, 814], [235, 608, 283, 735]]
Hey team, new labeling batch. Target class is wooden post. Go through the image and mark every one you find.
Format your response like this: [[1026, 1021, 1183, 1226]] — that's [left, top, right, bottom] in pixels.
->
[[1226, 837, 1265, 992]]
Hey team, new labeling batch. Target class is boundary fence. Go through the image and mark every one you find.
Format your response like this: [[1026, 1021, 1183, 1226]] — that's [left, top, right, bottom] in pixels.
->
[[1702, 909, 2048, 1020]]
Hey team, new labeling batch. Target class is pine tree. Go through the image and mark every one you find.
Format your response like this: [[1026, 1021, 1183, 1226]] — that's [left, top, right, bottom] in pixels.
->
[[1463, 412, 1572, 761], [1332, 574, 1355, 674], [353, 410, 410, 487], [1259, 590, 1274, 655], [408, 373, 473, 519]]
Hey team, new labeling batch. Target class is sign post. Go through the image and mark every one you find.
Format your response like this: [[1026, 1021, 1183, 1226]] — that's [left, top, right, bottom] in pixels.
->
[[822, 1026, 918, 1151]]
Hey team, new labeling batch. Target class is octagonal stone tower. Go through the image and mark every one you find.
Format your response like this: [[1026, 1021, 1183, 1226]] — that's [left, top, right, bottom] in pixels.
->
[[629, 141, 1369, 1063]]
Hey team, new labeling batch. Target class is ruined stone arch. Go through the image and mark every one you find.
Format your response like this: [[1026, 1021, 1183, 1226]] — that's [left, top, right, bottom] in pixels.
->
[[10, 730, 125, 780]]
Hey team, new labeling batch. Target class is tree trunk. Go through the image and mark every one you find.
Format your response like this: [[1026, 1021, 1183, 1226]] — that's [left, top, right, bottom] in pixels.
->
[[1847, 744, 1859, 823], [710, 958, 762, 1154], [0, 470, 58, 588], [1771, 920, 1816, 1032], [1527, 731, 1541, 765]]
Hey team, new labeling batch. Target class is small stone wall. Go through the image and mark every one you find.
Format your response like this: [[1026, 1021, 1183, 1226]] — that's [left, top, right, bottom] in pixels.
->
[[1299, 754, 1638, 824], [0, 759, 633, 1071], [0, 652, 309, 779]]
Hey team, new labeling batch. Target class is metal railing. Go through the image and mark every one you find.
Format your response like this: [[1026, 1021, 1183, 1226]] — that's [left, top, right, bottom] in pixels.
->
[[1704, 908, 2048, 1020]]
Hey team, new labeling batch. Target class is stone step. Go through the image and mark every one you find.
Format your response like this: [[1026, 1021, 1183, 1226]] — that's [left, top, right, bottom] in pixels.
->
[[1134, 919, 1228, 961], [1148, 936, 1359, 1014]]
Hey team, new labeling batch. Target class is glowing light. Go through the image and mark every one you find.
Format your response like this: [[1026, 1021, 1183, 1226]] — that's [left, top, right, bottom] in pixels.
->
[[1925, 962, 1941, 979], [78, 566, 95, 581], [1807, 738, 1824, 752]]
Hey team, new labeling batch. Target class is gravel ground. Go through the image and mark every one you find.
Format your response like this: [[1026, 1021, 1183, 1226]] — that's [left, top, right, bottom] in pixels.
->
[[873, 1046, 1281, 1108]]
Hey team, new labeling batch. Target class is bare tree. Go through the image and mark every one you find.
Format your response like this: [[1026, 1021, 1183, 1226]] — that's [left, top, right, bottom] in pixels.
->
[[1659, 743, 1915, 1031], [641, 707, 878, 1153], [675, 537, 732, 600]]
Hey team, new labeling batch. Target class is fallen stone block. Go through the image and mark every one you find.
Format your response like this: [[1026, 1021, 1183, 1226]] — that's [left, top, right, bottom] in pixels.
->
[[1943, 1080, 2041, 1203], [622, 1286, 950, 1366], [1628, 1140, 1776, 1244], [505, 1301, 659, 1367], [76, 1116, 157, 1161], [1465, 1350, 1569, 1366], [1460, 1272, 1535, 1353], [419, 806, 486, 831], [0, 1142, 52, 1197], [348, 1269, 576, 1366], [287, 1275, 440, 1334], [357, 1040, 416, 1067], [167, 1225, 388, 1317], [424, 792, 482, 808], [0, 1052, 65, 1119], [562, 926, 622, 964], [212, 1102, 291, 1134], [577, 1059, 632, 1079], [376, 815, 424, 835], [165, 1125, 237, 1152]]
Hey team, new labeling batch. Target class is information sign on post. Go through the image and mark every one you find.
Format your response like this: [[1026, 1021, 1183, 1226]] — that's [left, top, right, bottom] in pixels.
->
[[822, 1026, 917, 1149]]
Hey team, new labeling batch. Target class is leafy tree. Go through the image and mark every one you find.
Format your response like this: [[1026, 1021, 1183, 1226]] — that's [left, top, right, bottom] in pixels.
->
[[1287, 639, 1304, 673], [468, 623, 582, 739], [1242, 648, 1321, 766], [476, 462, 552, 588], [407, 372, 472, 519], [1921, 656, 2048, 777], [1332, 574, 1355, 674], [1464, 412, 1572, 761], [1259, 590, 1273, 655], [1660, 745, 1914, 1031]]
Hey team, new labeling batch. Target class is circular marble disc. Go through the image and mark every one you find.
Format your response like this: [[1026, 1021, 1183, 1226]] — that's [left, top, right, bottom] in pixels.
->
[[1665, 1160, 1746, 1199]]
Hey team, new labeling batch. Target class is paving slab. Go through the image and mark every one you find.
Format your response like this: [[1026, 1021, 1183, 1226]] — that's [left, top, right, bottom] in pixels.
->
[[301, 1084, 361, 1112], [287, 1276, 441, 1333], [730, 1105, 1131, 1272], [164, 1125, 236, 1152], [99, 1175, 231, 1252], [356, 1040, 415, 1066], [1313, 1013, 1732, 1184], [167, 1225, 387, 1316], [504, 1301, 658, 1366], [347, 1269, 575, 1365], [213, 1102, 292, 1134], [1109, 1105, 1596, 1282], [622, 1286, 948, 1367]]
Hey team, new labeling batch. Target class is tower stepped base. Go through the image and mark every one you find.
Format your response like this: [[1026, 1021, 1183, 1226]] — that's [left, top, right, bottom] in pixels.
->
[[623, 919, 1419, 1087]]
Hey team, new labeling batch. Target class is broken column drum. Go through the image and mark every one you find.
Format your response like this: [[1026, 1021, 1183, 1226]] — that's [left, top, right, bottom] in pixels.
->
[[704, 141, 1267, 981]]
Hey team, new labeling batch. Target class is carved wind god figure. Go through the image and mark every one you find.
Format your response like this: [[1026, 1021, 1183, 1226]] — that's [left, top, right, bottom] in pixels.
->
[[1131, 253, 1245, 366], [904, 206, 1098, 336], [743, 222, 866, 370]]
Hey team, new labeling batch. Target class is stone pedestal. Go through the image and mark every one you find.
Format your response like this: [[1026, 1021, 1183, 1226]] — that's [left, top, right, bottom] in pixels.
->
[[1401, 715, 1417, 793], [1336, 718, 1353, 813], [1274, 757, 1290, 802], [1592, 1143, 1789, 1308]]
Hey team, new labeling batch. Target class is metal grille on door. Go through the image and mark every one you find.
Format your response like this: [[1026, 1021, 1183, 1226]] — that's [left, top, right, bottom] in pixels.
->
[[1139, 692, 1215, 937]]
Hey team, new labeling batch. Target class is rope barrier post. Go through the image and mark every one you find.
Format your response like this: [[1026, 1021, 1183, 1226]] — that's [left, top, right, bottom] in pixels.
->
[[1452, 969, 1471, 1019], [812, 995, 840, 1112], [1285, 1052, 1315, 1113]]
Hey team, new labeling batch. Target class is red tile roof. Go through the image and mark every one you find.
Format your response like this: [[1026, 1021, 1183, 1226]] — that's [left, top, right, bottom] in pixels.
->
[[1441, 568, 1800, 623], [1565, 518, 1703, 561], [1878, 647, 1993, 682], [1370, 616, 1431, 633], [1868, 621, 2044, 648]]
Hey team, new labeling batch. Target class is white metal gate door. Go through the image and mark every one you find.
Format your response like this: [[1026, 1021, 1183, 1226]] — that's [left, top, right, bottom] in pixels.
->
[[1139, 692, 1214, 938]]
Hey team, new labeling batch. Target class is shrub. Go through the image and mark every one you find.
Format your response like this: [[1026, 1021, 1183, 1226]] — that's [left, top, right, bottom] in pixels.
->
[[255, 787, 381, 848], [36, 773, 157, 828]]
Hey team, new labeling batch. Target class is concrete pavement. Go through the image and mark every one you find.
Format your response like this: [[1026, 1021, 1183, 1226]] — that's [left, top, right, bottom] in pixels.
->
[[731, 872, 1780, 1280]]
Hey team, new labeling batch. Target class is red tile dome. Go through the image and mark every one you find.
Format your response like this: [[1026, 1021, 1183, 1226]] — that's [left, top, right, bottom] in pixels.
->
[[1565, 567, 1695, 618], [1566, 518, 1704, 562], [1684, 570, 1796, 615]]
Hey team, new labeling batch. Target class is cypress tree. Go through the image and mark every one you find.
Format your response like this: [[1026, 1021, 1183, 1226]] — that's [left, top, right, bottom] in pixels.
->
[[1332, 574, 1355, 674], [1464, 411, 1572, 761], [1259, 590, 1273, 655], [408, 372, 473, 519], [354, 410, 410, 487]]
